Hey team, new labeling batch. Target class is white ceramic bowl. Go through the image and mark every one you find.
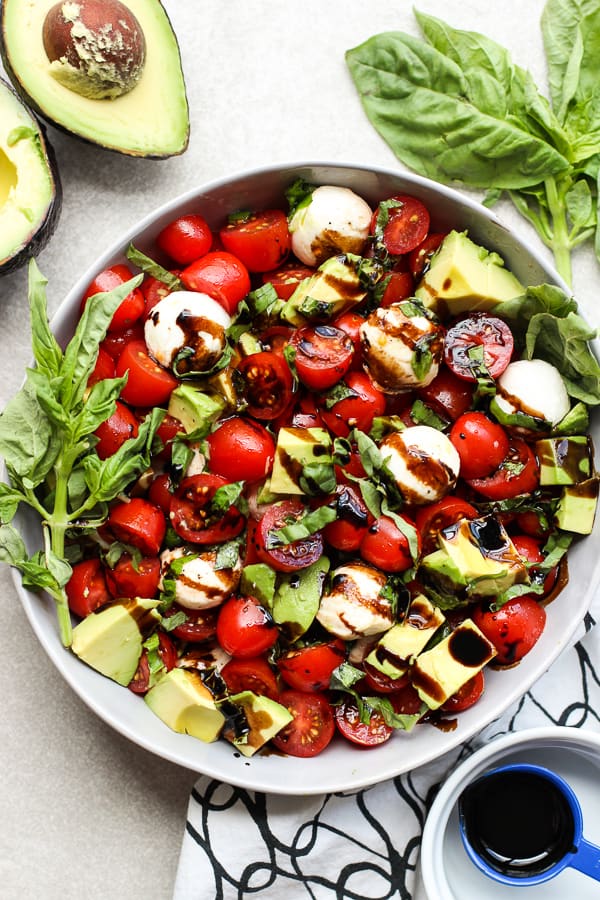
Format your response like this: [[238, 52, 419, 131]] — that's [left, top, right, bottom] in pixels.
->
[[420, 726, 600, 899], [12, 162, 600, 794]]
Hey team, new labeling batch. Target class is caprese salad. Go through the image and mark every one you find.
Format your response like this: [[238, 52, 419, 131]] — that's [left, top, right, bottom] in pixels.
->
[[4, 179, 600, 759]]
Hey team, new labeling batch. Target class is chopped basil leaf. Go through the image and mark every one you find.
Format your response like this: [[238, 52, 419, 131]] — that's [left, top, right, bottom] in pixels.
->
[[286, 178, 315, 218], [126, 244, 182, 291], [409, 399, 447, 431], [227, 209, 253, 225], [272, 505, 337, 545], [211, 481, 245, 516], [323, 380, 359, 410], [214, 540, 242, 570], [246, 282, 284, 319]]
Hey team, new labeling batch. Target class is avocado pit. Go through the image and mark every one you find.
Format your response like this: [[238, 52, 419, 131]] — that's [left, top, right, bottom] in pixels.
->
[[42, 0, 146, 99]]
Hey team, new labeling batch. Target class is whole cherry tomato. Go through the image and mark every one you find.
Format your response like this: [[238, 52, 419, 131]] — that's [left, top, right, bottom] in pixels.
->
[[216, 595, 278, 658], [156, 213, 213, 264], [206, 416, 275, 483], [81, 264, 145, 333], [449, 412, 510, 480], [220, 209, 291, 272], [180, 250, 251, 315]]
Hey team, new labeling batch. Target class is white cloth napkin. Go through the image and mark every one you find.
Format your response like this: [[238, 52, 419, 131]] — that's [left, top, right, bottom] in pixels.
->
[[174, 607, 600, 900]]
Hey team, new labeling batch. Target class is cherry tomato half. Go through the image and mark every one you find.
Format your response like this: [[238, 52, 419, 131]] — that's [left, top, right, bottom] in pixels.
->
[[88, 347, 115, 388], [180, 250, 251, 315], [277, 640, 346, 692], [261, 262, 315, 300], [93, 400, 139, 460], [444, 314, 514, 382], [221, 655, 279, 699], [334, 697, 393, 747], [66, 557, 111, 618], [255, 498, 324, 572], [511, 534, 559, 596], [105, 553, 161, 600], [216, 595, 278, 658], [322, 484, 371, 553], [473, 597, 546, 665], [169, 473, 246, 544], [467, 438, 539, 500], [107, 497, 167, 556], [440, 671, 485, 713], [206, 416, 275, 483], [359, 514, 419, 573], [379, 270, 415, 307], [157, 213, 213, 265], [408, 232, 446, 280], [81, 264, 145, 333], [220, 209, 291, 273], [271, 690, 335, 757], [319, 370, 386, 437], [128, 632, 178, 694], [449, 412, 510, 480], [372, 195, 430, 255], [237, 351, 294, 421], [162, 603, 218, 643], [415, 496, 479, 555], [116, 340, 178, 407], [289, 324, 354, 391]]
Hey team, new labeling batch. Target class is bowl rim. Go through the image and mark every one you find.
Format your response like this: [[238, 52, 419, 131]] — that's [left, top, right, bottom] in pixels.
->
[[9, 160, 599, 794]]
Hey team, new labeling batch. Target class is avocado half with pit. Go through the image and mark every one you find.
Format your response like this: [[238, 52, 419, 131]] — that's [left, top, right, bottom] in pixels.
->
[[0, 75, 61, 275], [0, 0, 189, 158]]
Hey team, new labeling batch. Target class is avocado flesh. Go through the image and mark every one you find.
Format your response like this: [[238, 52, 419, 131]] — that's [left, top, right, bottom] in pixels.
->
[[535, 436, 593, 486], [223, 691, 293, 757], [1, 0, 189, 158], [144, 668, 225, 742], [270, 426, 333, 495], [0, 75, 60, 273], [365, 594, 445, 680], [555, 477, 599, 534], [414, 230, 525, 317], [281, 256, 366, 325], [168, 384, 225, 436]]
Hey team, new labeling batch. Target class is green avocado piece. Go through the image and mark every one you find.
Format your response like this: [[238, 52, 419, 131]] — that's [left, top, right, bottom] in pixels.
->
[[535, 436, 593, 486], [419, 515, 529, 605], [0, 75, 60, 274], [144, 668, 225, 742], [281, 255, 366, 325], [223, 690, 293, 757], [272, 556, 330, 641], [411, 619, 496, 710], [0, 0, 189, 158], [239, 563, 277, 609], [555, 477, 599, 534], [168, 384, 225, 436], [270, 426, 333, 495], [414, 230, 525, 317], [71, 598, 161, 686], [365, 594, 445, 680]]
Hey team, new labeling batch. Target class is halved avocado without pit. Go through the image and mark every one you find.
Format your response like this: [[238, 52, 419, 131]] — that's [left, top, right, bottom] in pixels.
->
[[0, 0, 189, 158], [0, 75, 61, 275]]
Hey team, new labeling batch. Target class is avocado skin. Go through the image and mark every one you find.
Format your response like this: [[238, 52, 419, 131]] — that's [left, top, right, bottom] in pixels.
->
[[0, 76, 62, 276]]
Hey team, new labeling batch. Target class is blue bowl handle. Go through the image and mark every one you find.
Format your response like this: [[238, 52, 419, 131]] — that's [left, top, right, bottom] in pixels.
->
[[569, 837, 600, 881]]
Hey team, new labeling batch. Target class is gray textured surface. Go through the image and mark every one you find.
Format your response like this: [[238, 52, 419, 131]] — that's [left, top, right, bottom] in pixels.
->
[[1, 2, 598, 898]]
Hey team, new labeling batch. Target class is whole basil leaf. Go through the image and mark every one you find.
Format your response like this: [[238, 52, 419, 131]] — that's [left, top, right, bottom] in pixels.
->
[[523, 310, 600, 403], [0, 383, 61, 485], [28, 260, 63, 378]]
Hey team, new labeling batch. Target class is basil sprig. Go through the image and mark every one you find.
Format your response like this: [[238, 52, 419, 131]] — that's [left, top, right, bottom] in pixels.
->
[[346, 2, 600, 285]]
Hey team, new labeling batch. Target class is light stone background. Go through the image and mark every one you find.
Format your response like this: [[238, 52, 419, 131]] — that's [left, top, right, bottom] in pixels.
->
[[1, 2, 598, 898]]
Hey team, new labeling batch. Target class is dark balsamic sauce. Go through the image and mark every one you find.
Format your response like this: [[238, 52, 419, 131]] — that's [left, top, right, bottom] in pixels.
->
[[459, 769, 576, 878]]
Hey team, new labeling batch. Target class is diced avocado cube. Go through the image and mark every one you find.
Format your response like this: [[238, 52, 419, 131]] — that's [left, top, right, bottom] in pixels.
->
[[555, 477, 599, 534], [167, 384, 225, 435], [71, 598, 161, 686], [238, 331, 262, 356], [365, 594, 445, 680], [535, 436, 593, 486], [414, 230, 524, 317], [270, 426, 333, 495], [144, 668, 225, 742], [419, 516, 528, 604], [281, 255, 366, 325], [411, 619, 496, 710], [223, 691, 293, 757]]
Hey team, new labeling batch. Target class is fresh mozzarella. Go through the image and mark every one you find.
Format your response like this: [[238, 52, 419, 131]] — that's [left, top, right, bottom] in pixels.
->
[[360, 303, 444, 392], [494, 359, 570, 426], [317, 562, 394, 640], [289, 185, 373, 266], [379, 425, 460, 505], [144, 290, 231, 372], [159, 546, 242, 610]]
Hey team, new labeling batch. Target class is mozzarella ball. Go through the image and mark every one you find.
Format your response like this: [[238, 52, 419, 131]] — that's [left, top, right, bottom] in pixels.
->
[[159, 546, 242, 610], [494, 359, 570, 427], [144, 290, 231, 373], [379, 425, 460, 505], [317, 562, 394, 640], [360, 303, 444, 392], [289, 185, 373, 266]]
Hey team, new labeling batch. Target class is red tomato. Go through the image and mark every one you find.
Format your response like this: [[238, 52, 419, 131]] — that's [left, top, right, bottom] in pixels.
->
[[277, 640, 346, 692], [81, 264, 145, 333], [206, 417, 275, 483], [388, 682, 423, 715], [147, 473, 175, 515], [449, 412, 510, 480], [408, 232, 446, 280], [88, 347, 115, 387], [372, 195, 430, 255], [290, 392, 326, 429], [237, 351, 294, 421], [93, 400, 139, 460], [514, 510, 551, 539], [415, 496, 479, 555], [216, 595, 278, 658], [467, 438, 539, 500], [259, 324, 294, 356], [271, 690, 335, 757], [332, 311, 365, 368], [154, 413, 183, 462], [416, 366, 474, 421], [116, 340, 178, 407], [440, 671, 485, 713], [220, 209, 291, 273], [163, 604, 218, 643], [319, 370, 386, 437], [141, 274, 179, 315], [105, 553, 161, 599], [334, 441, 367, 484], [289, 324, 354, 391], [255, 499, 324, 572], [99, 323, 145, 360], [444, 314, 514, 382], [323, 484, 371, 552], [261, 262, 315, 299], [169, 473, 246, 544], [334, 697, 393, 747], [156, 214, 213, 264], [107, 497, 167, 556], [473, 597, 546, 665], [362, 661, 410, 695], [65, 557, 111, 618], [359, 514, 419, 572], [511, 534, 558, 596], [180, 250, 251, 315], [221, 655, 279, 699], [128, 632, 178, 694], [379, 270, 415, 307]]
